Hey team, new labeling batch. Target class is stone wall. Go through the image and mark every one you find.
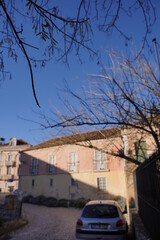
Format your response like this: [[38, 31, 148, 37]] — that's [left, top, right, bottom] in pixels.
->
[[0, 195, 22, 221]]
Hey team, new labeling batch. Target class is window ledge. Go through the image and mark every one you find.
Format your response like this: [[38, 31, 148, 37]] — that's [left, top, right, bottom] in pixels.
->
[[94, 169, 110, 172]]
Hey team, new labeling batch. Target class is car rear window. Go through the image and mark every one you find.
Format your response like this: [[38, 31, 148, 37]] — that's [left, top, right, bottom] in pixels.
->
[[82, 204, 119, 218]]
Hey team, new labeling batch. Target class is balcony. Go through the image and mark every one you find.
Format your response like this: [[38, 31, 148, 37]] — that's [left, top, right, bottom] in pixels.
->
[[5, 161, 16, 167], [94, 160, 107, 171], [6, 161, 13, 166], [68, 164, 78, 172], [0, 174, 14, 181]]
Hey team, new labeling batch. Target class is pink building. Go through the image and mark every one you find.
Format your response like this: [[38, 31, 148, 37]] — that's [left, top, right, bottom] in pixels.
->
[[19, 127, 155, 209], [0, 137, 30, 193]]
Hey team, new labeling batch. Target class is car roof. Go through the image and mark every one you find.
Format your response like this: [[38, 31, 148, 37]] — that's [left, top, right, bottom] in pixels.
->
[[85, 200, 119, 207]]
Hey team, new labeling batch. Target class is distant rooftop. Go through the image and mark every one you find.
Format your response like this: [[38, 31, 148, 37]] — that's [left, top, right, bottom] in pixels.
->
[[0, 137, 30, 146]]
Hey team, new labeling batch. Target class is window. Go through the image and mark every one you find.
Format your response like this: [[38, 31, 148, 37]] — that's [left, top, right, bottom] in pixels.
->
[[71, 178, 76, 186], [32, 179, 35, 187], [94, 149, 106, 170], [69, 152, 77, 172], [31, 158, 38, 174], [97, 177, 106, 192], [7, 166, 12, 175], [50, 178, 53, 187], [8, 186, 14, 192], [48, 155, 56, 173], [135, 140, 147, 162], [0, 154, 2, 163], [8, 154, 13, 162]]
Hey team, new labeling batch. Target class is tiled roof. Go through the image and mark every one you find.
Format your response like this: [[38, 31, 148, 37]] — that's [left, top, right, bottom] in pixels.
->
[[17, 139, 30, 145], [24, 128, 121, 151]]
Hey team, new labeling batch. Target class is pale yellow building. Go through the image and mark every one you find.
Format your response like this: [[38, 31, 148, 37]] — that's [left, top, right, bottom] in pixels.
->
[[19, 127, 156, 211], [19, 129, 128, 203]]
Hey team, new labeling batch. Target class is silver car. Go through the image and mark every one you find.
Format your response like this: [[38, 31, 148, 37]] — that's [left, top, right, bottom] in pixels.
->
[[76, 200, 128, 240]]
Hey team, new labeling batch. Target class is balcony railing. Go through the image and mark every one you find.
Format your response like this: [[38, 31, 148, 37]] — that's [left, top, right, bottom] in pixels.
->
[[6, 161, 13, 166], [94, 160, 107, 171], [0, 174, 14, 181], [5, 161, 16, 167]]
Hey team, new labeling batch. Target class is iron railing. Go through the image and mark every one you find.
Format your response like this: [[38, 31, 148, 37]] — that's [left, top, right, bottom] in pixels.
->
[[135, 155, 160, 239]]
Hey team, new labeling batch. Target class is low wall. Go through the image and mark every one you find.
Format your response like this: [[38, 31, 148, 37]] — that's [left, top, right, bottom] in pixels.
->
[[0, 195, 22, 221]]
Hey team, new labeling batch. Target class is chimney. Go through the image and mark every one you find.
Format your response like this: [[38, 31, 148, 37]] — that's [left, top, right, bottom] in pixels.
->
[[0, 138, 5, 145]]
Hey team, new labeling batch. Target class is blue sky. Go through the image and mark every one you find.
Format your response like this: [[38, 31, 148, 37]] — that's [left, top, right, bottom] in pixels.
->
[[0, 1, 159, 145]]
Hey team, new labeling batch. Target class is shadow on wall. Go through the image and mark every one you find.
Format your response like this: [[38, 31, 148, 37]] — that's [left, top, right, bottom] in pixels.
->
[[19, 152, 127, 211]]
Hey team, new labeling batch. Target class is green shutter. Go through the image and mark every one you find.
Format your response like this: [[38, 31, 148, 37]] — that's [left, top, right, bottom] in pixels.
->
[[135, 141, 147, 162]]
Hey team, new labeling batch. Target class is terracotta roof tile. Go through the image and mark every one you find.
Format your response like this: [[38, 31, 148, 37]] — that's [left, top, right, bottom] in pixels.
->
[[25, 128, 121, 151]]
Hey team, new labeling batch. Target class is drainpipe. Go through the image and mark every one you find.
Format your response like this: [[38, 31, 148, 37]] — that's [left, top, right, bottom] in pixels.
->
[[121, 131, 130, 224]]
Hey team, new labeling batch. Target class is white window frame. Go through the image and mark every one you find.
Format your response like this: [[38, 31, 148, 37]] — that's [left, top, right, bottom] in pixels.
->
[[48, 155, 56, 173], [8, 154, 13, 162], [69, 152, 77, 172], [31, 158, 38, 174], [97, 177, 107, 192], [6, 166, 12, 175], [94, 149, 106, 170]]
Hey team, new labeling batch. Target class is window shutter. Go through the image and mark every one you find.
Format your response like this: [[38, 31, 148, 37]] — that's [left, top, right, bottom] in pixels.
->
[[69, 152, 77, 172], [135, 141, 147, 162]]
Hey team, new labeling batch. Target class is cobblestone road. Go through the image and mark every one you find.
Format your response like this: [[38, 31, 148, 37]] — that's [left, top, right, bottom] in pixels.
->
[[1, 203, 133, 240], [10, 203, 81, 240]]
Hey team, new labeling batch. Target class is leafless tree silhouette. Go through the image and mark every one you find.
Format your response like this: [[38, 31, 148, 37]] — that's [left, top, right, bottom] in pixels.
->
[[39, 51, 160, 164], [0, 0, 157, 106]]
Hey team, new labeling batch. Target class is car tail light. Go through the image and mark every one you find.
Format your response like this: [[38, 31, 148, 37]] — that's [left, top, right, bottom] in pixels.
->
[[116, 219, 125, 227], [76, 219, 83, 226]]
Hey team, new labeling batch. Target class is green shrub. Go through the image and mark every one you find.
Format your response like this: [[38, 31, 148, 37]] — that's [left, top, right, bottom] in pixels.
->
[[68, 200, 75, 208], [35, 195, 46, 205], [69, 198, 89, 208], [22, 195, 34, 203], [43, 197, 58, 207], [58, 199, 68, 208], [115, 197, 126, 211], [22, 195, 89, 209]]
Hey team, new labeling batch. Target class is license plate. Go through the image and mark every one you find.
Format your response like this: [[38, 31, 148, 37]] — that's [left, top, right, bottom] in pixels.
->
[[91, 224, 108, 229]]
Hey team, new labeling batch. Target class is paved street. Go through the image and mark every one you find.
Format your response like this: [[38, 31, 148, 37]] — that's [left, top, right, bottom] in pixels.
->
[[10, 203, 81, 240], [1, 203, 134, 240]]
